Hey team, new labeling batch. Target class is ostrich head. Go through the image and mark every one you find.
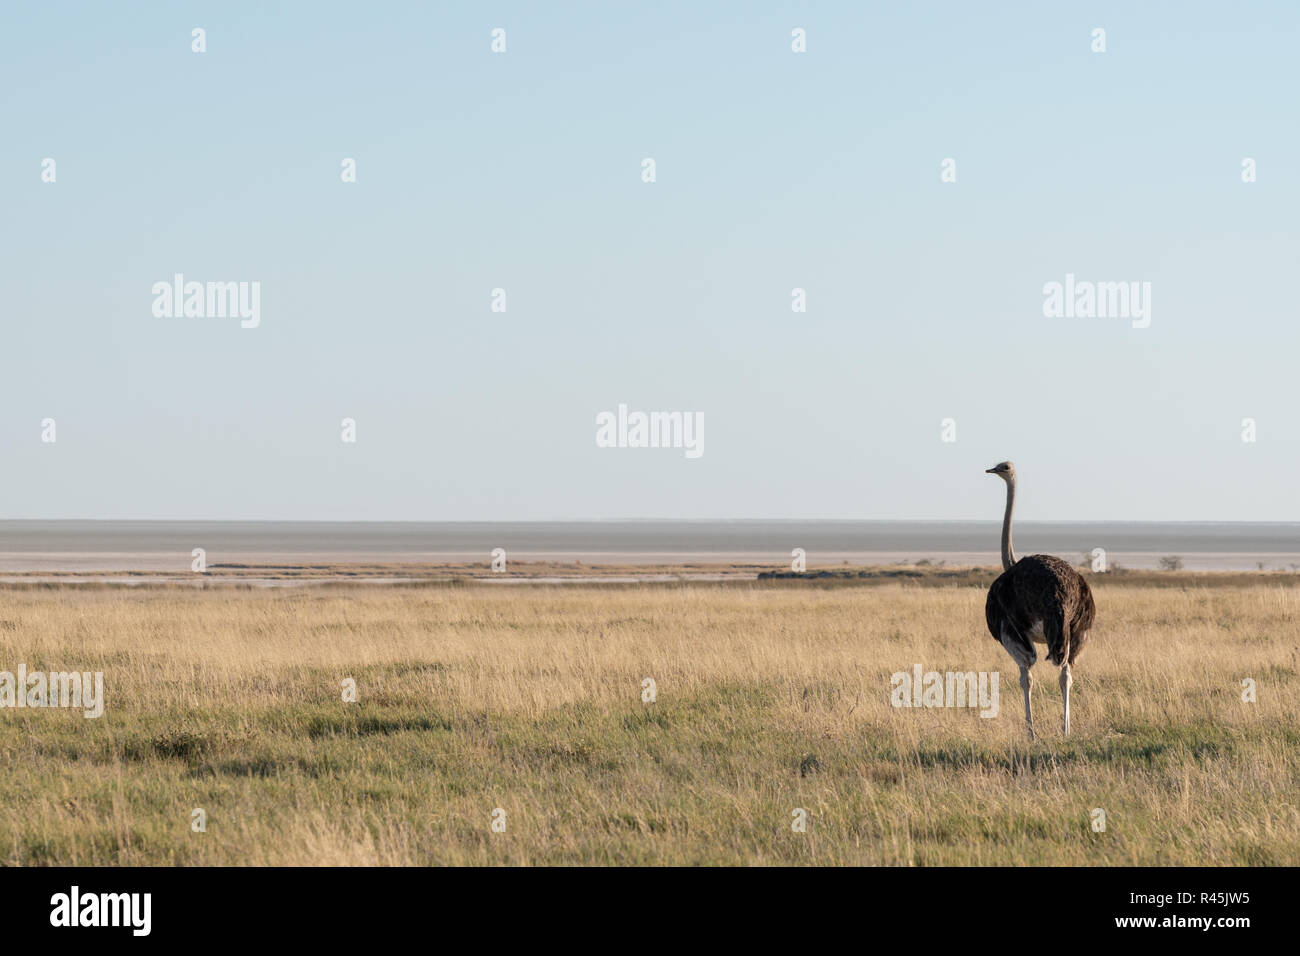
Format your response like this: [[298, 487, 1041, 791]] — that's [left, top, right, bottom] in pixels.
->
[[985, 461, 1015, 481]]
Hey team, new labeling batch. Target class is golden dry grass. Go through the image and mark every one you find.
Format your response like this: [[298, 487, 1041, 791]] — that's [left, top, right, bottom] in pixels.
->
[[0, 579, 1297, 865]]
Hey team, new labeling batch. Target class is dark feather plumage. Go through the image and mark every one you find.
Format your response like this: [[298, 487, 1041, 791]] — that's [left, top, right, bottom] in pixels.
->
[[985, 554, 1095, 667]]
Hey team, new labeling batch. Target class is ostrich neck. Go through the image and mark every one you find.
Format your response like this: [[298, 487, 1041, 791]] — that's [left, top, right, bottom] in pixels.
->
[[1000, 478, 1017, 571]]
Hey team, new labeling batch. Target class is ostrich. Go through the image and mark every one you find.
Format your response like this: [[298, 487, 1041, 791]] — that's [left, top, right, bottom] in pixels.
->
[[983, 461, 1095, 739]]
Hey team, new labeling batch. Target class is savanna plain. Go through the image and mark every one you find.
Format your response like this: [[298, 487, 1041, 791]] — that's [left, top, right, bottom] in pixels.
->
[[1, 572, 1297, 866]]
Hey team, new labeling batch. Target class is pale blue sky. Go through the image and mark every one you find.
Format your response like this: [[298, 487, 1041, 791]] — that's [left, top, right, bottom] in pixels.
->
[[1, 1, 1297, 520]]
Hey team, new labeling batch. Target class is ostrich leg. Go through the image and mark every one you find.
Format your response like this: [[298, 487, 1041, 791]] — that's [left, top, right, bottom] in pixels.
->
[[1019, 665, 1034, 740], [1059, 664, 1072, 736]]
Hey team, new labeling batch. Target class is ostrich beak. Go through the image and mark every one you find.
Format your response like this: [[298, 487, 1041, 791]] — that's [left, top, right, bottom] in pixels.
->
[[985, 468, 997, 474]]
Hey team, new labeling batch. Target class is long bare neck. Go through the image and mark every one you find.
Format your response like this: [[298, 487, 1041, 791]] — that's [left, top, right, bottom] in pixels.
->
[[1000, 477, 1017, 571]]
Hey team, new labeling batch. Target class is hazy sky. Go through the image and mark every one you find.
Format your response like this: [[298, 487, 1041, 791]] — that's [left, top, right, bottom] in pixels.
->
[[2, 2, 1297, 521]]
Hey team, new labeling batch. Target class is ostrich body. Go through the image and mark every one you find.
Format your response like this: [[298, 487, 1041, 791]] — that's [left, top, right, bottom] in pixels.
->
[[983, 462, 1095, 738]]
